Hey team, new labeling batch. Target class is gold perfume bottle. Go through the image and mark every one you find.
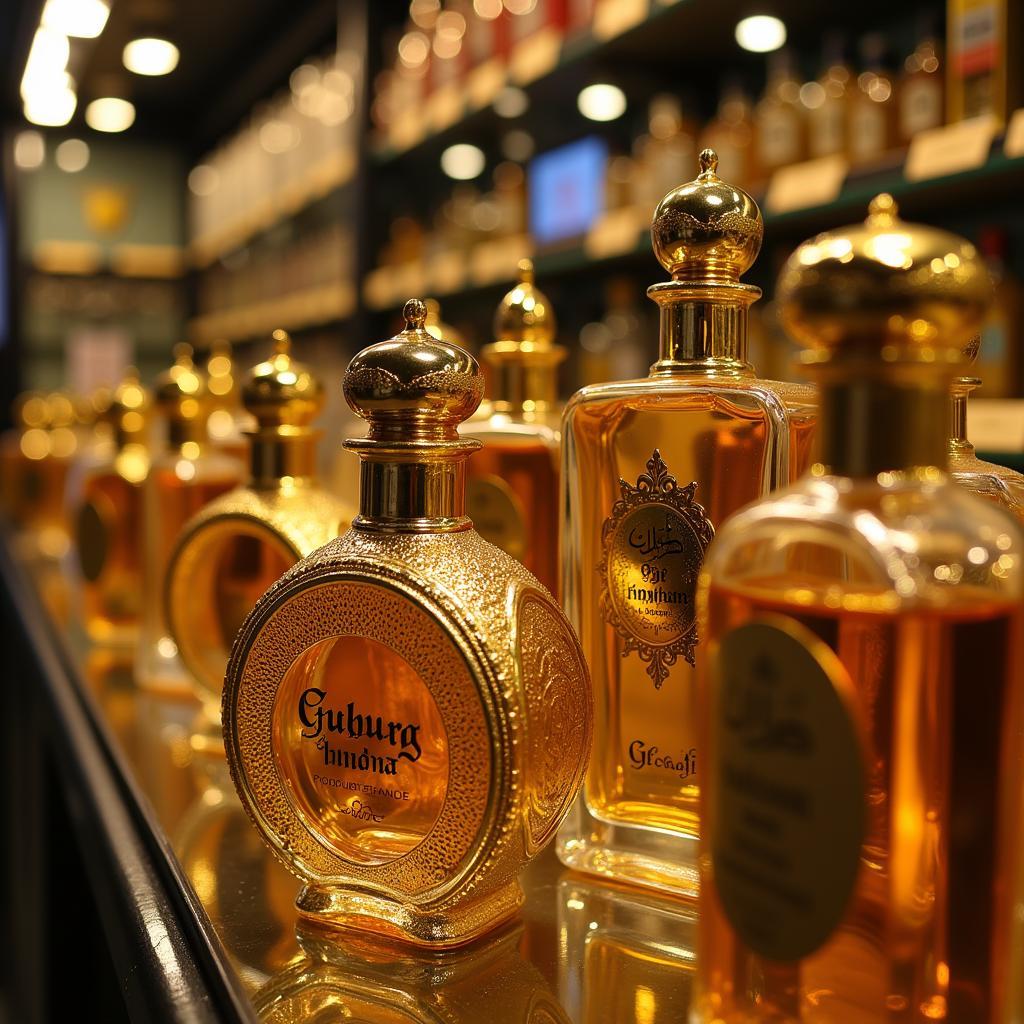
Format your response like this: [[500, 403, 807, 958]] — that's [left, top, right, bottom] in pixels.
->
[[137, 344, 244, 697], [74, 368, 151, 646], [223, 300, 592, 947], [949, 337, 1024, 521], [556, 149, 816, 897], [693, 195, 1024, 1021], [166, 331, 351, 716], [466, 259, 564, 593], [204, 338, 255, 461]]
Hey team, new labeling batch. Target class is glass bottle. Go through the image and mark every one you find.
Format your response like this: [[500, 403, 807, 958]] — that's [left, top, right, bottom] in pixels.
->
[[949, 338, 1024, 521], [976, 227, 1020, 397], [849, 34, 897, 166], [754, 51, 806, 180], [166, 331, 352, 720], [222, 299, 592, 946], [137, 344, 244, 697], [556, 149, 817, 897], [701, 81, 756, 189], [203, 339, 255, 462], [693, 194, 1024, 1022], [806, 34, 852, 159], [465, 259, 563, 593], [73, 368, 151, 646], [899, 21, 944, 143]]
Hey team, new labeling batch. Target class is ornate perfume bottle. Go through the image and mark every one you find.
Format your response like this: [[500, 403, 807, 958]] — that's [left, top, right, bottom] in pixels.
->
[[556, 149, 817, 897], [166, 331, 351, 717], [74, 368, 151, 646], [466, 259, 564, 593], [694, 195, 1024, 1021], [948, 337, 1024, 521], [223, 300, 592, 947], [137, 344, 244, 696]]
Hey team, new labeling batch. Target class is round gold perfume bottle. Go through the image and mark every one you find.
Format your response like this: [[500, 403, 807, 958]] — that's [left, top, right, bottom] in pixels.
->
[[223, 300, 592, 948], [166, 331, 351, 715]]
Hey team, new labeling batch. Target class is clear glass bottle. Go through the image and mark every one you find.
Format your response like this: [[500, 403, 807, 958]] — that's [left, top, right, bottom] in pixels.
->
[[166, 331, 352, 720], [465, 259, 563, 593], [899, 20, 944, 143], [693, 194, 1024, 1022], [136, 344, 244, 697], [73, 368, 151, 646], [948, 338, 1024, 521], [556, 150, 817, 897], [222, 299, 592, 946]]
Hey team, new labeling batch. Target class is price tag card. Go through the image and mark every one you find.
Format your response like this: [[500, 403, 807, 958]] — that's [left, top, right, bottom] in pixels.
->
[[765, 155, 848, 215], [904, 114, 997, 182], [593, 0, 649, 40], [968, 400, 1024, 453], [584, 206, 645, 258], [1004, 108, 1024, 159], [510, 27, 562, 85], [468, 59, 506, 110], [429, 250, 467, 294]]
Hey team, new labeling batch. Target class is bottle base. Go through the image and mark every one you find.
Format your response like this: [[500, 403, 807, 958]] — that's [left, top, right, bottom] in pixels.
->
[[295, 878, 525, 949]]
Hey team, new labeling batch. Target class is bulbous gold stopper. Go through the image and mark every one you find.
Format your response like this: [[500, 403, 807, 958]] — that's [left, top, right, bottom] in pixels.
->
[[242, 330, 323, 429], [778, 194, 992, 362], [154, 343, 209, 423], [344, 298, 483, 441], [651, 148, 763, 284], [493, 258, 555, 348]]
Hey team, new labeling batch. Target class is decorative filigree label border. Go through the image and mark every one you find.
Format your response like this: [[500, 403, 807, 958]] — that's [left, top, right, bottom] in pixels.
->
[[598, 449, 714, 689]]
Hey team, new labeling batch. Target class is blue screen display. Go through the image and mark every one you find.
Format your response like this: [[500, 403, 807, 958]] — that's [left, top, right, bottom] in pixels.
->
[[528, 136, 607, 246]]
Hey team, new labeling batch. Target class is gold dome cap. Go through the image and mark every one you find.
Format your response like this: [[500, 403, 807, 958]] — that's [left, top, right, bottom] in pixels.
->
[[493, 259, 556, 348], [344, 298, 483, 442], [651, 148, 763, 284], [242, 330, 324, 430], [778, 194, 991, 364], [154, 344, 209, 424]]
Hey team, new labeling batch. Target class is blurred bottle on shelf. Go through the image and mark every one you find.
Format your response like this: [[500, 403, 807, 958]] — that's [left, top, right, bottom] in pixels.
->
[[899, 15, 944, 142], [577, 276, 652, 387], [633, 94, 698, 216], [423, 298, 468, 348], [754, 50, 806, 181], [805, 34, 852, 159], [136, 345, 244, 698], [976, 227, 1020, 398], [203, 340, 254, 461], [466, 259, 564, 593], [700, 80, 756, 189], [849, 33, 897, 165], [947, 0, 1022, 125]]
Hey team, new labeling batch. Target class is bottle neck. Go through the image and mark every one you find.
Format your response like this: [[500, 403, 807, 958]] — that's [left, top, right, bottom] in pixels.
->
[[344, 440, 479, 533], [248, 429, 320, 487], [481, 344, 564, 416], [647, 279, 758, 376], [815, 372, 949, 477], [948, 378, 978, 457]]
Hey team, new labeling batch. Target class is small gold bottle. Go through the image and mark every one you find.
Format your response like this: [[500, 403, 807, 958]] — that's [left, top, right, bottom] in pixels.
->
[[137, 344, 244, 697], [166, 331, 351, 716], [466, 259, 564, 594], [74, 368, 151, 646], [223, 299, 592, 947], [556, 149, 817, 898], [694, 195, 1023, 1022], [949, 337, 1024, 522]]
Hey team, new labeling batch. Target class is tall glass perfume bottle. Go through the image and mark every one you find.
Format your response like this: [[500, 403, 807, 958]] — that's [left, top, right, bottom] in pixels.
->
[[948, 337, 1024, 521], [166, 331, 351, 718], [556, 149, 817, 897], [466, 259, 564, 593], [223, 300, 592, 946], [73, 368, 151, 646], [693, 195, 1023, 1022], [137, 344, 244, 697]]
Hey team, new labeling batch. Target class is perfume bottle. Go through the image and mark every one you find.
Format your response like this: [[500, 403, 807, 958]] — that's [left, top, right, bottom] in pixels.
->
[[73, 368, 151, 646], [949, 338, 1024, 521], [203, 339, 254, 461], [693, 195, 1024, 1021], [701, 81, 756, 189], [806, 34, 852, 159], [849, 33, 897, 166], [137, 344, 244, 697], [166, 331, 351, 717], [754, 50, 806, 179], [465, 259, 563, 593], [556, 149, 817, 897], [898, 18, 943, 143], [222, 299, 592, 946]]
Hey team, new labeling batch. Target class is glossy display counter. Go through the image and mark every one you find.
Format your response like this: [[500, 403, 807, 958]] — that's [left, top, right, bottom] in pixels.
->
[[0, 538, 695, 1023]]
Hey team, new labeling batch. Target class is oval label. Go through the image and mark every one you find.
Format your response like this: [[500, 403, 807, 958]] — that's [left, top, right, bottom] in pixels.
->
[[77, 496, 111, 582], [710, 616, 865, 962], [468, 474, 527, 561]]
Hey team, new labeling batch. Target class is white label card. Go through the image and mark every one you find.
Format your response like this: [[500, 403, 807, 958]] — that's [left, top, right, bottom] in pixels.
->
[[904, 114, 997, 182]]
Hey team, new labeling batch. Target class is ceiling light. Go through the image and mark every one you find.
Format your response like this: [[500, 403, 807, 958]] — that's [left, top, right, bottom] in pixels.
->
[[734, 15, 787, 53], [188, 164, 219, 196], [56, 138, 89, 172], [86, 97, 136, 133], [494, 86, 529, 118], [23, 74, 77, 127], [441, 143, 485, 180], [123, 37, 179, 76], [21, 26, 70, 98], [577, 83, 626, 122], [41, 0, 109, 39], [13, 131, 45, 170]]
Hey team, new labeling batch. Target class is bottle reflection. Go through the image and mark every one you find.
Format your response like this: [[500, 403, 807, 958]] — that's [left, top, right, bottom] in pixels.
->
[[558, 874, 695, 1024], [254, 920, 570, 1024]]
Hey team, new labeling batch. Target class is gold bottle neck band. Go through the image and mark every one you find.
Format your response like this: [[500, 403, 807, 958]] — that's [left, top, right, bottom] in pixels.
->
[[481, 344, 565, 415], [647, 279, 758, 376], [248, 429, 320, 487]]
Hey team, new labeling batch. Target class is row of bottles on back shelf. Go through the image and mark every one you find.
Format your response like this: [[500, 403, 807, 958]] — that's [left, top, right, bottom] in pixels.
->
[[5, 149, 1024, 1018]]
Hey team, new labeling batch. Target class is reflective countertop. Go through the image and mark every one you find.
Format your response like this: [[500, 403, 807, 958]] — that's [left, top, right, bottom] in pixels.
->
[[34, 558, 696, 1023]]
